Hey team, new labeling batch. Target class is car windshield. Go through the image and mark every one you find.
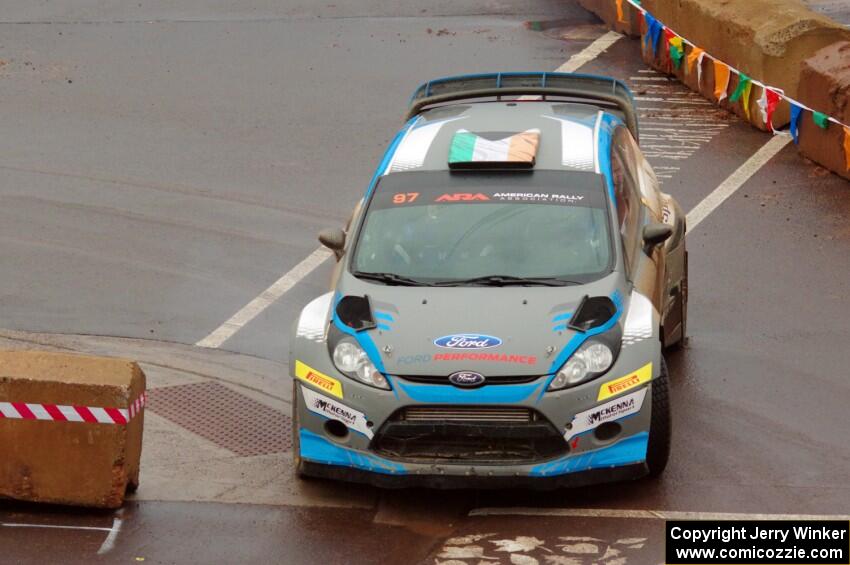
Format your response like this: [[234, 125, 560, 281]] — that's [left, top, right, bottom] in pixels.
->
[[351, 170, 613, 285]]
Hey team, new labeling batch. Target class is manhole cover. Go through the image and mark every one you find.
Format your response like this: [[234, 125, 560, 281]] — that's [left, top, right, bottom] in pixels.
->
[[148, 381, 292, 456]]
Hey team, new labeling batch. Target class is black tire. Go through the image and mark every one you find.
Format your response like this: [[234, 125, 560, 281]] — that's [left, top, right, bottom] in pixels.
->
[[292, 380, 307, 479], [646, 356, 671, 477]]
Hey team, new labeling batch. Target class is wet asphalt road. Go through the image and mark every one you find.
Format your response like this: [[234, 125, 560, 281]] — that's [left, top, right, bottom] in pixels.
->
[[2, 1, 850, 564]]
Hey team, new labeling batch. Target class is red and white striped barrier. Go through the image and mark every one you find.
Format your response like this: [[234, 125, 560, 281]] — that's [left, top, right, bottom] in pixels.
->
[[0, 391, 146, 425]]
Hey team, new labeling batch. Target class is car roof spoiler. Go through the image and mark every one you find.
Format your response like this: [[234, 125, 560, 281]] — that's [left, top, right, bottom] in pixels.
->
[[406, 72, 639, 142]]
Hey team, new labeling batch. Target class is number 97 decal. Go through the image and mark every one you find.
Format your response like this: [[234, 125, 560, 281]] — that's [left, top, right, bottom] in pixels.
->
[[392, 192, 419, 204]]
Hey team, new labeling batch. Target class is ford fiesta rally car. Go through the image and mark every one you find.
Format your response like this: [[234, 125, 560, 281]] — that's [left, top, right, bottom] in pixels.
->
[[290, 73, 687, 488]]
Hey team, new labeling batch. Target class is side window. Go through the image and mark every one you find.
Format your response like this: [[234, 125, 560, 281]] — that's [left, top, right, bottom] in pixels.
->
[[611, 128, 643, 274], [623, 131, 663, 220]]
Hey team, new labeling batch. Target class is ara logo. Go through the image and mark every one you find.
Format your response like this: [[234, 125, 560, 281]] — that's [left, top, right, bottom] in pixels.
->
[[435, 193, 490, 202], [434, 334, 502, 349], [448, 371, 486, 388]]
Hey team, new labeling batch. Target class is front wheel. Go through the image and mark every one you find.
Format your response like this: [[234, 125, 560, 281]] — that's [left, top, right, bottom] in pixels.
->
[[646, 357, 671, 477]]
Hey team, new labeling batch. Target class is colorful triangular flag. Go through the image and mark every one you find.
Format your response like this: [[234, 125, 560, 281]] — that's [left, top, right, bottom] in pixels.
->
[[790, 103, 803, 144], [757, 87, 782, 132], [813, 111, 830, 129], [669, 36, 684, 70], [844, 126, 850, 171], [729, 73, 753, 119], [616, 0, 627, 23], [643, 13, 664, 57], [713, 61, 731, 102]]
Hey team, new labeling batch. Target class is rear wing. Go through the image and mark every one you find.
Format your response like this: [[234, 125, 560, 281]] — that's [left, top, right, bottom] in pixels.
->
[[407, 72, 639, 142]]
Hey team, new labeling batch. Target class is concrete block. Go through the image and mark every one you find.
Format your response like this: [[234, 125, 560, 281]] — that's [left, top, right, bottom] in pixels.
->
[[639, 0, 850, 100], [577, 0, 642, 37], [0, 351, 146, 508], [796, 41, 850, 179]]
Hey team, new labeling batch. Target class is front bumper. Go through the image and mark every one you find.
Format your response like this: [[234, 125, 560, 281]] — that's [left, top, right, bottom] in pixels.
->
[[300, 454, 648, 490], [293, 354, 657, 488]]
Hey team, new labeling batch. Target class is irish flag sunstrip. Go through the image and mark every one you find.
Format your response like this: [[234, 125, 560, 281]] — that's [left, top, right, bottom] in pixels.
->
[[448, 129, 540, 169]]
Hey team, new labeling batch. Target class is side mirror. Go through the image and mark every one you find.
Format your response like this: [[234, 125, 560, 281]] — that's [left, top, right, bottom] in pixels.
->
[[642, 223, 673, 255], [318, 228, 346, 260]]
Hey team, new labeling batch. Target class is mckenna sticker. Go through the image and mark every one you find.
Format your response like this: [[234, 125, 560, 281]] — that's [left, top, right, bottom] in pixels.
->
[[565, 388, 647, 441], [301, 386, 373, 439]]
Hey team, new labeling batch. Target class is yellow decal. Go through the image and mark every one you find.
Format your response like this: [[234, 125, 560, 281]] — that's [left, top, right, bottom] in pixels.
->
[[295, 360, 343, 399], [597, 362, 652, 401]]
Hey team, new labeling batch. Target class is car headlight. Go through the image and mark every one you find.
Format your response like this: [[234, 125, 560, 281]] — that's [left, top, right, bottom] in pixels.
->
[[547, 341, 614, 391], [332, 341, 389, 390]]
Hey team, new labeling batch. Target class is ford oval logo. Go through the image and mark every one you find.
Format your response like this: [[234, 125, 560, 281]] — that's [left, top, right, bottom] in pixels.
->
[[448, 371, 486, 388], [434, 334, 502, 349]]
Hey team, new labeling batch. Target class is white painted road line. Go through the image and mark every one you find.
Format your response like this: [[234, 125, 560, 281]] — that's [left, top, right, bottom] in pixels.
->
[[469, 508, 850, 521], [686, 134, 791, 231], [556, 31, 622, 73], [196, 247, 332, 348], [1, 523, 113, 532], [97, 516, 123, 555]]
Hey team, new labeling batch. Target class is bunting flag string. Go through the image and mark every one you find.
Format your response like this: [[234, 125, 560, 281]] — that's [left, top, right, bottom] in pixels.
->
[[617, 0, 850, 167]]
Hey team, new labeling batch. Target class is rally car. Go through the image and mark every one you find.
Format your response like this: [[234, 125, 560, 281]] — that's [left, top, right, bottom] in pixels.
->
[[289, 72, 687, 488]]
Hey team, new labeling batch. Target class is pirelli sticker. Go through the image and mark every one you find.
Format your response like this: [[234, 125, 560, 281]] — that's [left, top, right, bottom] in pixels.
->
[[597, 362, 652, 401], [295, 360, 343, 399]]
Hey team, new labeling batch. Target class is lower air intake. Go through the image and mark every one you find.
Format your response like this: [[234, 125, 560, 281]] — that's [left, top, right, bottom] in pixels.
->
[[371, 406, 568, 463]]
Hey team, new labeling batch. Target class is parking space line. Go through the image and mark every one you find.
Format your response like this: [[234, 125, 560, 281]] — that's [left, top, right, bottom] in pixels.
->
[[686, 135, 791, 231], [555, 31, 622, 73], [469, 507, 850, 520], [97, 515, 123, 555], [196, 247, 332, 348]]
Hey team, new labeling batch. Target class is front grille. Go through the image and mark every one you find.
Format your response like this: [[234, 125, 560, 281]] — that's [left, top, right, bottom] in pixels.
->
[[398, 374, 541, 385], [371, 406, 568, 463], [402, 406, 535, 423]]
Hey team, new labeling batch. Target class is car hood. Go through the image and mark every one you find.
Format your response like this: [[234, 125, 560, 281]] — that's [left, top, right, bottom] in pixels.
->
[[333, 272, 626, 377]]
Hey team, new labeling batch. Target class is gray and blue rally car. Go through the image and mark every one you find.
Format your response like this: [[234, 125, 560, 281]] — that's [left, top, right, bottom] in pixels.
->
[[290, 73, 687, 488]]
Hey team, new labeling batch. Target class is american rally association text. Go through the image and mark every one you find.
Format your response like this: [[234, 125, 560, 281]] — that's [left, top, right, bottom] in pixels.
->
[[669, 525, 848, 545]]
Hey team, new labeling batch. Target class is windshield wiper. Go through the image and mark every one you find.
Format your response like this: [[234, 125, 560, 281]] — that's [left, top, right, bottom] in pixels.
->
[[352, 271, 430, 286], [433, 275, 581, 287]]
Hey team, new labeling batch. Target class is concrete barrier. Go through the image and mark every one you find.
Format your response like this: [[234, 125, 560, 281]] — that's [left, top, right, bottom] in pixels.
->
[[797, 41, 850, 180], [577, 0, 850, 179], [638, 0, 850, 107], [577, 0, 641, 37], [0, 351, 146, 508]]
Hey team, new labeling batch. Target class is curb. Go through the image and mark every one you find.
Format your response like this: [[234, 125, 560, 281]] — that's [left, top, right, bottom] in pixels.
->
[[577, 0, 850, 181]]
